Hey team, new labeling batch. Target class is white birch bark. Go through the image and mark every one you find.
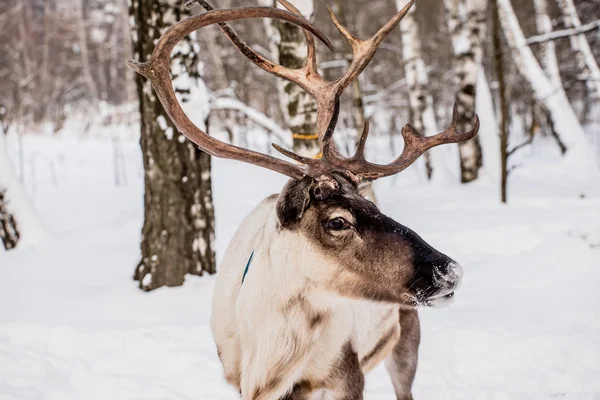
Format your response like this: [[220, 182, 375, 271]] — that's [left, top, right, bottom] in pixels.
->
[[444, 0, 487, 182], [276, 0, 319, 157], [257, 0, 319, 157], [497, 0, 592, 165], [399, 1, 451, 182], [533, 0, 563, 90], [556, 0, 600, 101], [257, 0, 288, 133]]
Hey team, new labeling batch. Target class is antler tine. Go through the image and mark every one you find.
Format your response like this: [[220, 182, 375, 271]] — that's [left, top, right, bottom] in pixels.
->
[[418, 103, 480, 147], [326, 6, 360, 51], [272, 143, 318, 166], [320, 97, 341, 161], [195, 0, 331, 96], [277, 0, 318, 76], [352, 121, 370, 161], [332, 0, 415, 94], [126, 7, 337, 180], [371, 0, 414, 47], [340, 104, 480, 180]]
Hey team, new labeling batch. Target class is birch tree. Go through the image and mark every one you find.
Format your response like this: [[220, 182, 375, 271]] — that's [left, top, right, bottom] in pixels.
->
[[556, 0, 600, 103], [531, 0, 568, 153], [129, 0, 215, 291], [399, 0, 439, 180], [497, 0, 591, 164], [331, 0, 366, 133], [75, 0, 101, 102], [533, 0, 563, 90], [444, 0, 487, 182], [275, 0, 319, 157]]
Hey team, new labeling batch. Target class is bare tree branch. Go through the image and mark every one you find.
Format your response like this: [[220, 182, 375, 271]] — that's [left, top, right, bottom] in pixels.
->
[[526, 19, 600, 45]]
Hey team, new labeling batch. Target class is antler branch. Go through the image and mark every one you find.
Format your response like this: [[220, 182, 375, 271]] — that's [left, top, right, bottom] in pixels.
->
[[127, 7, 333, 180], [323, 103, 480, 180], [132, 1, 480, 183]]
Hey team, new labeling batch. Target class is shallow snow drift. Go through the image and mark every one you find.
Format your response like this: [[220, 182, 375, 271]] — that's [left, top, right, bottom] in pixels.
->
[[1, 134, 599, 399]]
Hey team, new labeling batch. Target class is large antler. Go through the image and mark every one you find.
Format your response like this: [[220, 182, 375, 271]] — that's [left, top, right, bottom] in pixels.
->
[[196, 0, 479, 181], [127, 7, 333, 180], [129, 2, 479, 182]]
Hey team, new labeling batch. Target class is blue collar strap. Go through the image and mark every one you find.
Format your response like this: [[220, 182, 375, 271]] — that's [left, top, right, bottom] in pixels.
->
[[241, 250, 254, 284]]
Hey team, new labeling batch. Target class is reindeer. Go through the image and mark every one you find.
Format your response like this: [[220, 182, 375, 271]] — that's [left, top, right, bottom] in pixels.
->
[[128, 1, 479, 399]]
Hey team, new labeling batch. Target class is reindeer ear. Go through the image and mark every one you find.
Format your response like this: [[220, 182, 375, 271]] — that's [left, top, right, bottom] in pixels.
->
[[358, 181, 373, 198], [276, 177, 313, 229]]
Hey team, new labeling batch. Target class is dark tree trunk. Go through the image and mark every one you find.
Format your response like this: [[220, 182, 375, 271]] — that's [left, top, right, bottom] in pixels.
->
[[0, 188, 20, 250], [492, 0, 509, 203], [130, 0, 215, 291]]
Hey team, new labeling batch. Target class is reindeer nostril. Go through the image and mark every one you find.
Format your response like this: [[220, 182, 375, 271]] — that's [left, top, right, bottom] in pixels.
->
[[434, 262, 463, 290], [446, 262, 463, 289]]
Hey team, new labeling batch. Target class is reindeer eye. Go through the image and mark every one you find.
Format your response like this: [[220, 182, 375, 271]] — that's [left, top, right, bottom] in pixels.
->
[[326, 217, 349, 231]]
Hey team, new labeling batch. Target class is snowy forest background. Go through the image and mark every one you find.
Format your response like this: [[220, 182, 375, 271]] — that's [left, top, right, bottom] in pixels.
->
[[1, 0, 599, 398]]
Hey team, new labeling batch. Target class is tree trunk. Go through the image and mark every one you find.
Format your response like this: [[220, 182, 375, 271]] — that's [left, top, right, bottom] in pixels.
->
[[497, 0, 591, 164], [75, 0, 100, 102], [444, 0, 486, 183], [491, 0, 509, 203], [332, 0, 366, 133], [0, 188, 19, 250], [556, 0, 600, 102], [399, 0, 439, 180], [130, 0, 216, 291], [532, 0, 569, 153], [533, 0, 562, 89], [275, 0, 319, 158]]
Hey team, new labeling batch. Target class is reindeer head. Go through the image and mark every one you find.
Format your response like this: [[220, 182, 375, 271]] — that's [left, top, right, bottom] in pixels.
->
[[128, 0, 478, 307], [275, 173, 462, 307]]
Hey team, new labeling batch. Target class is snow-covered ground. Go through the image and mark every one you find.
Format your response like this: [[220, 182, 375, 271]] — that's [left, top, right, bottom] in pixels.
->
[[1, 133, 599, 399]]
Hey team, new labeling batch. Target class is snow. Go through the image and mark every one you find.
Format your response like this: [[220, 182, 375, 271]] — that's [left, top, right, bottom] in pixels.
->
[[1, 132, 599, 399]]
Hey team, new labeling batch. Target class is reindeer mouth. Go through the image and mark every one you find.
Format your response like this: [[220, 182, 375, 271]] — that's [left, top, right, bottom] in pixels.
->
[[424, 290, 455, 308], [404, 289, 455, 308]]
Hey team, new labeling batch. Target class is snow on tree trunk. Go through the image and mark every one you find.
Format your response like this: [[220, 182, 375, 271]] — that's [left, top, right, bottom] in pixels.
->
[[444, 0, 486, 183], [497, 0, 592, 166], [0, 133, 45, 250], [275, 0, 319, 158], [556, 0, 600, 102], [130, 0, 215, 291], [399, 1, 450, 182], [533, 0, 563, 90]]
